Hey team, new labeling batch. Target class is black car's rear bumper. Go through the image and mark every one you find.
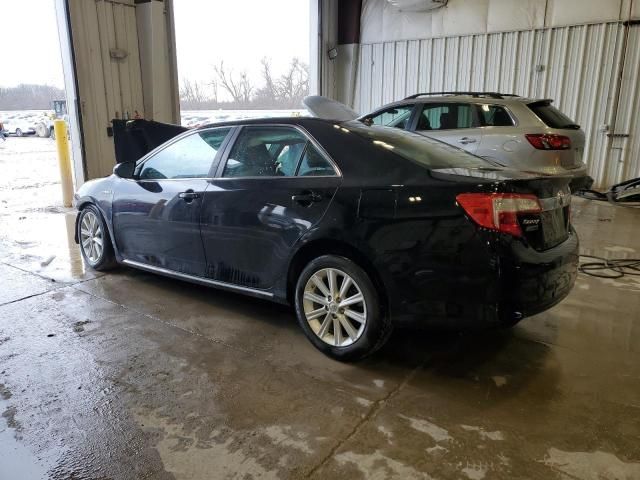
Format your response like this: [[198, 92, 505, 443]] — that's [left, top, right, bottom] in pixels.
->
[[383, 227, 579, 329]]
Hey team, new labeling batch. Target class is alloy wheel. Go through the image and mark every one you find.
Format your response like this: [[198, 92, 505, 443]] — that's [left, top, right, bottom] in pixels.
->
[[302, 267, 367, 347], [80, 211, 104, 265]]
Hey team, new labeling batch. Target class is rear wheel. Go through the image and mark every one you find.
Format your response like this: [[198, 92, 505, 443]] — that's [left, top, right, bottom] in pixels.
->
[[77, 205, 117, 271], [15, 128, 22, 137], [294, 255, 392, 361]]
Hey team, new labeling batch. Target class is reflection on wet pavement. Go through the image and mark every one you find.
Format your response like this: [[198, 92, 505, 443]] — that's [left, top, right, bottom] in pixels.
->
[[1, 138, 639, 479]]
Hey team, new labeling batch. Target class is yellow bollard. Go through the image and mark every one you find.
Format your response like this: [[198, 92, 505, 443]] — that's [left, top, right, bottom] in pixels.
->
[[54, 119, 74, 208]]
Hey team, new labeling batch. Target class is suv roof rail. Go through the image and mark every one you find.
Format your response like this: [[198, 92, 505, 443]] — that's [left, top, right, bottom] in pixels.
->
[[404, 92, 520, 100]]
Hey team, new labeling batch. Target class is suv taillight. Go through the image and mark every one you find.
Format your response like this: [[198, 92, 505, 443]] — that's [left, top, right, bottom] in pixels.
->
[[525, 133, 571, 150], [456, 193, 541, 237]]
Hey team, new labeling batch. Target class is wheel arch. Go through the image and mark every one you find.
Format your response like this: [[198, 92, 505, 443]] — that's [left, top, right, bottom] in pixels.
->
[[74, 201, 118, 255], [286, 239, 388, 315]]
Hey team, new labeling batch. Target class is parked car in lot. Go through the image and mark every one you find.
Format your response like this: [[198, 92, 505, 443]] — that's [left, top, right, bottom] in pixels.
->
[[74, 117, 578, 360], [2, 118, 36, 136]]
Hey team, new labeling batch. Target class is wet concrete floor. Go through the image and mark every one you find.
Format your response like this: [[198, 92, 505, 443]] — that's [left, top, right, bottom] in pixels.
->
[[1, 138, 639, 479]]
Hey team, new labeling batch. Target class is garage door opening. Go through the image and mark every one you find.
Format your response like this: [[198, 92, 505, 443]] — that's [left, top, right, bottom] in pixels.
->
[[172, 0, 311, 126], [0, 0, 86, 283]]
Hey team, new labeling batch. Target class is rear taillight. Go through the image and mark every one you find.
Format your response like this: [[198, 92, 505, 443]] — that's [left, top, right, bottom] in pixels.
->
[[456, 193, 541, 237], [525, 134, 571, 150]]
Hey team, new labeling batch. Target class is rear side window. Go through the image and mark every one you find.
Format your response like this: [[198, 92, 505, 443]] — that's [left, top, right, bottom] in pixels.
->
[[527, 102, 579, 129], [368, 105, 414, 129], [476, 105, 515, 127], [297, 144, 336, 176], [415, 103, 474, 131]]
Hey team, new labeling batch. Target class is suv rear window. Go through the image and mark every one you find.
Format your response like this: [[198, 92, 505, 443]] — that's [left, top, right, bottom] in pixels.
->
[[527, 102, 579, 129]]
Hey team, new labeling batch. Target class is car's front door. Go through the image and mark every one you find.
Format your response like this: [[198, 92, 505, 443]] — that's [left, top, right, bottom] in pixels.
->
[[200, 125, 341, 290], [412, 102, 482, 154], [112, 127, 231, 276]]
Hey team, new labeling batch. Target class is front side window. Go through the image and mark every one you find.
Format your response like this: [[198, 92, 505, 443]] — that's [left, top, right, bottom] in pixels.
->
[[368, 105, 414, 129], [222, 126, 308, 178], [415, 103, 474, 131], [138, 128, 230, 180], [476, 105, 515, 127]]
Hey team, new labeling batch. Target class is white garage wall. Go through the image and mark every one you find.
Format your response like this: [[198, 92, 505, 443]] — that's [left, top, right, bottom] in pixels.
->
[[67, 0, 145, 180], [361, 0, 637, 42], [354, 16, 640, 187]]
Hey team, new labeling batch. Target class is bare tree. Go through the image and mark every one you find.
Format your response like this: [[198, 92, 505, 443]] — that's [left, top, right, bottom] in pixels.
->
[[256, 57, 309, 108], [260, 57, 278, 101], [279, 57, 309, 106], [214, 61, 254, 104], [179, 78, 209, 104]]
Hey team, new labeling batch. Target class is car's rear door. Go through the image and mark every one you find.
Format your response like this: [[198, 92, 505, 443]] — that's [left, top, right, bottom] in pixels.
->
[[412, 102, 482, 154], [200, 125, 341, 290], [112, 127, 232, 276]]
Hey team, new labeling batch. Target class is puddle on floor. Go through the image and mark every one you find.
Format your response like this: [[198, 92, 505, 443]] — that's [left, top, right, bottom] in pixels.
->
[[0, 397, 53, 479]]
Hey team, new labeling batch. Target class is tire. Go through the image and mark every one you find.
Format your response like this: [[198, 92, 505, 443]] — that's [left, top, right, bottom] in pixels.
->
[[36, 122, 49, 137], [50, 127, 56, 141], [294, 255, 392, 361], [15, 128, 22, 137], [77, 205, 117, 271]]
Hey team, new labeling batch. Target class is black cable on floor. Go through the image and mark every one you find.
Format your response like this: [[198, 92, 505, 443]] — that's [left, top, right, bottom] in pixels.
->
[[574, 177, 640, 208], [579, 254, 640, 279]]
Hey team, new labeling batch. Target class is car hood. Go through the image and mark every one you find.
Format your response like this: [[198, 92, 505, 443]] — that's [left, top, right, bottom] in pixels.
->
[[302, 96, 360, 121]]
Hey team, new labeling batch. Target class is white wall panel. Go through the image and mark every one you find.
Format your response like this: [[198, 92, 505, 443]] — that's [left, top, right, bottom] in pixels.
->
[[355, 22, 640, 187], [611, 24, 640, 185], [361, 0, 638, 43]]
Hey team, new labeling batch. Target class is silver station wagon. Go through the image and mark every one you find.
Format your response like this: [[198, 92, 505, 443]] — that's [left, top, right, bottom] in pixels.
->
[[358, 92, 590, 189]]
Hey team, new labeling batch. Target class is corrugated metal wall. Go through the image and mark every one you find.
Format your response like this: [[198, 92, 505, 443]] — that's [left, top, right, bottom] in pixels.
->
[[68, 0, 144, 179], [355, 22, 640, 187]]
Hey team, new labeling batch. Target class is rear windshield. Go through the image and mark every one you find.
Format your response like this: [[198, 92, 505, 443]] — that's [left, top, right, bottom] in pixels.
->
[[343, 121, 494, 169], [527, 102, 579, 129]]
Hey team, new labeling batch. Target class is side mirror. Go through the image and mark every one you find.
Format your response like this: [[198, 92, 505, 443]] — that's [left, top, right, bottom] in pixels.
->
[[113, 161, 136, 179]]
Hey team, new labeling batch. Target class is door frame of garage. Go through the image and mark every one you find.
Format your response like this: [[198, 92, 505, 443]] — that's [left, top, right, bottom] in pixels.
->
[[54, 0, 86, 188]]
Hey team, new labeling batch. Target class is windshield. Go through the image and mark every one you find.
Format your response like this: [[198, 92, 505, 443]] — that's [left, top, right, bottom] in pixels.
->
[[342, 121, 496, 169]]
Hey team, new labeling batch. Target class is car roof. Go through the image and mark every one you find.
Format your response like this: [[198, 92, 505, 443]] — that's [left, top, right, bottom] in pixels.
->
[[378, 94, 543, 109], [198, 116, 336, 130]]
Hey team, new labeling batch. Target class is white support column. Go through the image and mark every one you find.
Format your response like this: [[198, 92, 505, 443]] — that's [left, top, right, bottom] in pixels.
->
[[54, 0, 85, 187]]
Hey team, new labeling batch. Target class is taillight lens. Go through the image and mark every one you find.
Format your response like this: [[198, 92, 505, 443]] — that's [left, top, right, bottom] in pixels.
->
[[525, 134, 571, 150], [456, 193, 541, 237]]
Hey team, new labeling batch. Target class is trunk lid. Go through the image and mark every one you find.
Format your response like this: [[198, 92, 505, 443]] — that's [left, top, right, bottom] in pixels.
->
[[432, 167, 572, 250]]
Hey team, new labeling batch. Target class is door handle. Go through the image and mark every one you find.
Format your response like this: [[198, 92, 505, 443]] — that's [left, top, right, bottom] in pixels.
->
[[179, 190, 200, 202], [459, 137, 477, 145], [292, 191, 322, 205]]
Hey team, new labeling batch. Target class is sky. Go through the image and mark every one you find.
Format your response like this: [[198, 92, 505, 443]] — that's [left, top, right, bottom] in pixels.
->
[[0, 0, 65, 88], [0, 0, 310, 95]]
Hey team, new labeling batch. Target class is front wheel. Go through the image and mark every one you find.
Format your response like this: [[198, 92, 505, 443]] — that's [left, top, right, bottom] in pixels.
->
[[77, 205, 117, 271], [294, 255, 392, 361], [15, 128, 22, 137]]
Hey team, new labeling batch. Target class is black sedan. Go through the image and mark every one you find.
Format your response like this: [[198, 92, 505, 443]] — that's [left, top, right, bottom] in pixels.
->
[[74, 117, 578, 361]]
